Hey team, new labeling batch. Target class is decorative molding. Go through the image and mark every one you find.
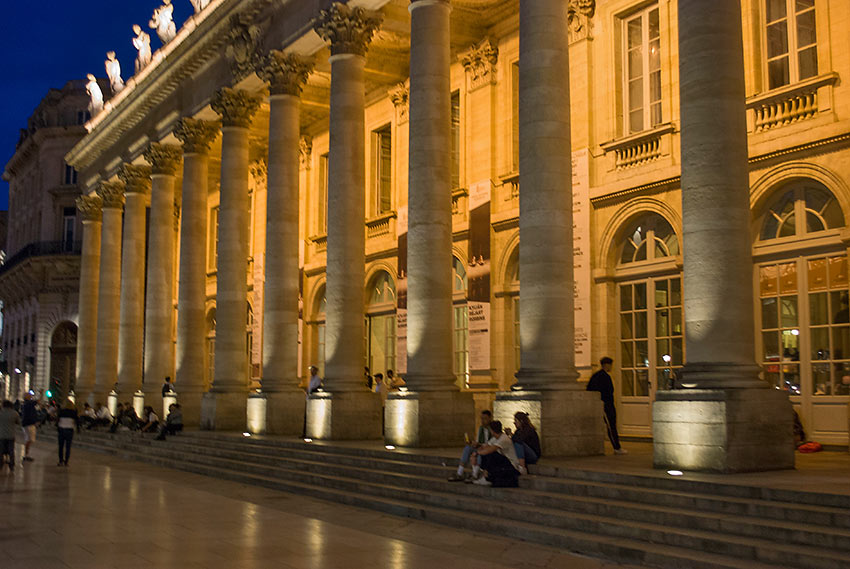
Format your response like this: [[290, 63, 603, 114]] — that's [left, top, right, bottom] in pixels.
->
[[96, 181, 126, 209], [174, 118, 219, 154], [225, 14, 263, 82], [568, 0, 596, 43], [388, 82, 409, 124], [746, 72, 838, 133], [118, 164, 152, 195], [76, 195, 103, 222], [250, 158, 268, 190], [144, 142, 182, 175], [211, 87, 262, 128], [460, 38, 498, 91], [314, 2, 383, 57], [600, 123, 675, 170], [255, 50, 314, 96], [299, 135, 313, 170], [173, 200, 181, 232]]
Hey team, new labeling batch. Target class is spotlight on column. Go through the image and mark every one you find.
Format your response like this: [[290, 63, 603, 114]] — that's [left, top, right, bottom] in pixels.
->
[[667, 470, 684, 476]]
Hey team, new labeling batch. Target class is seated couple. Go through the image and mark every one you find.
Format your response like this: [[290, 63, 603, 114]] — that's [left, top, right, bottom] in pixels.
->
[[448, 410, 541, 487]]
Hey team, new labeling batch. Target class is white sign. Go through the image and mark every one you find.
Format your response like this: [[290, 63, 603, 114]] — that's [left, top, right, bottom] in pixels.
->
[[572, 148, 591, 368], [468, 301, 490, 371]]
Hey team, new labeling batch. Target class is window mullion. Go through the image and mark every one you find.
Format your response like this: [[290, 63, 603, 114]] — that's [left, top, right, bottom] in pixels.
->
[[787, 0, 799, 83]]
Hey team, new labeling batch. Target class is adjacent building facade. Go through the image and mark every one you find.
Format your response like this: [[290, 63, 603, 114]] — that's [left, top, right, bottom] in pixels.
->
[[64, 0, 849, 454]]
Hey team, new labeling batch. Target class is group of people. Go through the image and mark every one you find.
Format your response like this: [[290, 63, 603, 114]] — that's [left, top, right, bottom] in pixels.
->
[[364, 367, 405, 396]]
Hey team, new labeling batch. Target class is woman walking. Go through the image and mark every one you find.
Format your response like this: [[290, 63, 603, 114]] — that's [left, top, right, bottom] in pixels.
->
[[57, 400, 78, 466]]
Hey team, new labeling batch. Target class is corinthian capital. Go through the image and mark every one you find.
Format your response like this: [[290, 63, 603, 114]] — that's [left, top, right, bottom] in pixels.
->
[[76, 194, 103, 222], [174, 118, 219, 154], [568, 0, 596, 41], [211, 87, 262, 128], [144, 143, 183, 175], [460, 38, 498, 90], [314, 2, 383, 57], [118, 164, 152, 195], [255, 51, 315, 96], [96, 181, 126, 209]]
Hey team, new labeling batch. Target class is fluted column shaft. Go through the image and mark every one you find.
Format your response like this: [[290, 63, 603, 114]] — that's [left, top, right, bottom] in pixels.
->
[[116, 165, 150, 395], [258, 53, 313, 392], [678, 0, 760, 388], [211, 89, 260, 392], [73, 195, 103, 401], [175, 119, 218, 395], [405, 0, 454, 390], [92, 182, 125, 400], [515, 0, 577, 390], [144, 145, 181, 395]]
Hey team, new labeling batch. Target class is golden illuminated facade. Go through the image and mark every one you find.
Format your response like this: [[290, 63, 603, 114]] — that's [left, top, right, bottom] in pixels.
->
[[64, 0, 850, 466]]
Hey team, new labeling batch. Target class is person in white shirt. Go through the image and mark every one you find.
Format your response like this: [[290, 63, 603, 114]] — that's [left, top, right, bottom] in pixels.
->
[[468, 420, 521, 487], [141, 406, 160, 433], [303, 366, 323, 439], [94, 403, 113, 428]]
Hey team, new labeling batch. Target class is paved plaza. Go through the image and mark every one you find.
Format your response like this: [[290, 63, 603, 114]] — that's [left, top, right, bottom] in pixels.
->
[[1, 440, 645, 569]]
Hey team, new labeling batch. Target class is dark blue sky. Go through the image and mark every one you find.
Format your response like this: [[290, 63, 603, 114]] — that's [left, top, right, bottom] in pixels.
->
[[0, 1, 196, 210]]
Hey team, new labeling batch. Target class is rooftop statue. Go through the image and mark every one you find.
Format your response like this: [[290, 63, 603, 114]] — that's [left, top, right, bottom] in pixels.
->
[[85, 74, 104, 116], [104, 51, 125, 94], [133, 25, 153, 73], [190, 0, 211, 14], [150, 0, 177, 44]]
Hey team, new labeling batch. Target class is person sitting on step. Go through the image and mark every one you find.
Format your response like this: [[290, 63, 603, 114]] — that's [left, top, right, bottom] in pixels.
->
[[80, 403, 97, 430], [155, 403, 183, 440], [109, 403, 124, 433], [93, 402, 112, 429], [448, 409, 492, 481], [504, 411, 541, 475], [467, 420, 522, 488], [141, 406, 159, 433]]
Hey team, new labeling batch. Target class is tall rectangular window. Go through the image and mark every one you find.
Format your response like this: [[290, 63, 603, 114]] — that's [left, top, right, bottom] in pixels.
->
[[766, 0, 817, 90], [623, 6, 661, 134], [318, 153, 329, 233], [511, 62, 520, 172], [451, 91, 461, 190], [63, 164, 77, 185], [62, 207, 75, 251], [208, 206, 219, 272], [453, 305, 469, 386], [371, 125, 392, 216]]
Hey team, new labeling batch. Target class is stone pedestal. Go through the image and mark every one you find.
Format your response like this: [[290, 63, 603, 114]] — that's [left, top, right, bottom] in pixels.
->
[[385, 391, 475, 448], [133, 390, 145, 417], [246, 392, 267, 434], [653, 388, 795, 473], [162, 393, 178, 418], [263, 390, 308, 435], [107, 391, 119, 417], [200, 391, 247, 431], [177, 390, 204, 429], [495, 390, 604, 457], [305, 391, 382, 440]]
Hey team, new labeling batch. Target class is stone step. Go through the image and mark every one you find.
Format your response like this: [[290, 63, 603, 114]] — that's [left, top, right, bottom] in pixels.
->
[[75, 435, 850, 569], [82, 432, 850, 551], [73, 437, 795, 569], [82, 430, 850, 532]]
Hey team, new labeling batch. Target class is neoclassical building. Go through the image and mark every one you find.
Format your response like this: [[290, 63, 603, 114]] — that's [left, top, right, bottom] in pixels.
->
[[65, 0, 849, 468]]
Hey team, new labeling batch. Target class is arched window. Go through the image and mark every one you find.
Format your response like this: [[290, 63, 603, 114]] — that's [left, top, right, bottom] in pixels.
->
[[759, 182, 844, 241], [366, 271, 397, 376], [619, 213, 679, 264]]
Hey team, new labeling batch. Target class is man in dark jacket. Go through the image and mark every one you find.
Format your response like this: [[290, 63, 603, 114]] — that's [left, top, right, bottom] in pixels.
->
[[586, 357, 626, 455]]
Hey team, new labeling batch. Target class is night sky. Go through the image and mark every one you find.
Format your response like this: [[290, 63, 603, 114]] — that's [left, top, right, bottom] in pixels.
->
[[0, 1, 198, 210]]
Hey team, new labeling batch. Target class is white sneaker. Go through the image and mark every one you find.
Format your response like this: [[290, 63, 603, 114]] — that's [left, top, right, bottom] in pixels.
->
[[517, 465, 527, 475], [614, 448, 628, 455], [473, 476, 492, 486]]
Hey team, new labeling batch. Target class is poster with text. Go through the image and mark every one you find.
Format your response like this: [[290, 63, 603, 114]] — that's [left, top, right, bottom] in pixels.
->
[[468, 180, 491, 372], [396, 205, 408, 375], [572, 149, 591, 369]]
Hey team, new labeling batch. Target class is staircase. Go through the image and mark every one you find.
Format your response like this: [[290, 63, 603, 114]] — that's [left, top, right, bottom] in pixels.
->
[[74, 430, 850, 569]]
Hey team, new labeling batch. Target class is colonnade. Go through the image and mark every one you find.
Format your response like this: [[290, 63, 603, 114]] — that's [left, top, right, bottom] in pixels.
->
[[71, 0, 792, 470]]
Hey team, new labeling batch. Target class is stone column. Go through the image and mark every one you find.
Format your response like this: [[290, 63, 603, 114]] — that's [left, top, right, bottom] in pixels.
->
[[199, 88, 261, 431], [73, 195, 102, 403], [494, 0, 603, 457], [652, 0, 793, 472], [385, 0, 474, 447], [174, 118, 219, 426], [142, 144, 182, 404], [115, 165, 151, 399], [252, 51, 314, 434], [308, 3, 383, 440], [91, 181, 125, 403]]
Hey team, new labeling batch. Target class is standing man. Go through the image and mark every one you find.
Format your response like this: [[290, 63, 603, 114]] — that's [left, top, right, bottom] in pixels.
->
[[302, 366, 323, 439], [0, 400, 21, 471], [21, 393, 39, 462], [161, 376, 174, 397], [586, 357, 627, 455]]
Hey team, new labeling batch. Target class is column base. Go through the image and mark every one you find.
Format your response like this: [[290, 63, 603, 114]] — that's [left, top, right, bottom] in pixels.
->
[[384, 390, 475, 447], [107, 391, 119, 417], [163, 393, 178, 419], [262, 390, 307, 435], [133, 391, 145, 418], [652, 388, 795, 473], [175, 390, 204, 428], [494, 389, 604, 457], [199, 391, 248, 431], [305, 391, 382, 440]]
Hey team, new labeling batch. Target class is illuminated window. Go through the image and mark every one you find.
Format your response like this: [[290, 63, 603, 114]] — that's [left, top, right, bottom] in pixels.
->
[[619, 213, 679, 265], [371, 126, 392, 216], [759, 183, 843, 241]]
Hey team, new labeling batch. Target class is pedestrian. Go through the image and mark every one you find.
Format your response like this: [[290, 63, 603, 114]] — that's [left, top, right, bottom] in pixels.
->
[[0, 399, 21, 472], [57, 400, 78, 466], [303, 365, 323, 439], [586, 356, 627, 455], [162, 376, 174, 397], [21, 393, 39, 462]]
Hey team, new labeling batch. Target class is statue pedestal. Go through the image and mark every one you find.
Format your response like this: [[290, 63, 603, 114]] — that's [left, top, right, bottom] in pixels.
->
[[305, 391, 382, 440], [162, 392, 178, 418], [107, 391, 119, 417], [384, 390, 475, 447], [653, 388, 795, 473], [494, 389, 604, 457], [200, 391, 247, 431], [133, 390, 145, 418]]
